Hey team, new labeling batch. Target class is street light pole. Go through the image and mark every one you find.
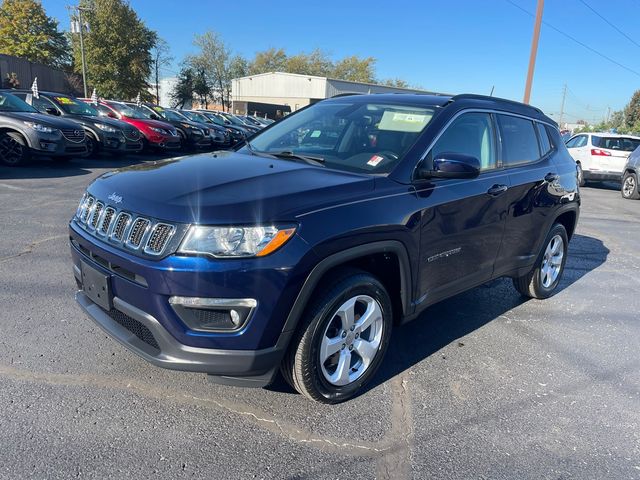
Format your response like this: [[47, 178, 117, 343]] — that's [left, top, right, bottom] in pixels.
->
[[77, 7, 88, 98], [523, 0, 544, 104]]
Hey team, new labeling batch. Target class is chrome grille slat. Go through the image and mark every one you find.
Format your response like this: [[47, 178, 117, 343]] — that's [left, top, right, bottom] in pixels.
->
[[111, 212, 131, 242], [81, 196, 95, 224], [126, 218, 150, 249], [100, 207, 116, 235], [144, 224, 175, 255], [90, 202, 104, 230], [61, 128, 86, 143]]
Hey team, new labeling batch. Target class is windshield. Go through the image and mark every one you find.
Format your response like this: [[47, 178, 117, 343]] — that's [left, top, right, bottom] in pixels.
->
[[109, 102, 149, 119], [201, 112, 226, 126], [247, 100, 436, 174], [221, 113, 245, 126], [0, 92, 39, 113], [164, 109, 189, 122], [592, 135, 640, 152], [182, 111, 208, 123], [52, 96, 98, 116]]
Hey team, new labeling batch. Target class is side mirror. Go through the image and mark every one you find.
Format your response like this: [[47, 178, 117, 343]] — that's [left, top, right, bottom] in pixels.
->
[[418, 153, 481, 180], [150, 113, 160, 120], [45, 107, 60, 116], [107, 111, 117, 119]]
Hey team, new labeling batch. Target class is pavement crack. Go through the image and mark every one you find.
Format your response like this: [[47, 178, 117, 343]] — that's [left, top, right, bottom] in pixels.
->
[[0, 234, 66, 264]]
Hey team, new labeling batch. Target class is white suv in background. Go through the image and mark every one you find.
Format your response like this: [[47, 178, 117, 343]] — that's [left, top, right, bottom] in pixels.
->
[[565, 133, 640, 186]]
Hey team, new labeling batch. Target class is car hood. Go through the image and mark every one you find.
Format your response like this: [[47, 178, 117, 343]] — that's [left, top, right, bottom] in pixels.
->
[[77, 115, 129, 130], [86, 151, 374, 224], [124, 117, 175, 130], [2, 111, 86, 129]]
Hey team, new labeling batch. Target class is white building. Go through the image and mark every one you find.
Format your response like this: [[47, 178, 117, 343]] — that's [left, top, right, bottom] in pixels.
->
[[149, 76, 192, 109], [231, 72, 435, 116]]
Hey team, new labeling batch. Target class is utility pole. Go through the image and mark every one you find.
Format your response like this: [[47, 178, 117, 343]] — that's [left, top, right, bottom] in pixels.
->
[[68, 5, 91, 98], [559, 83, 567, 127], [523, 0, 544, 104]]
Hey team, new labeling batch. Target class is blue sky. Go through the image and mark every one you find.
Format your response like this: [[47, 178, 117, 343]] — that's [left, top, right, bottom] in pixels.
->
[[41, 0, 640, 123]]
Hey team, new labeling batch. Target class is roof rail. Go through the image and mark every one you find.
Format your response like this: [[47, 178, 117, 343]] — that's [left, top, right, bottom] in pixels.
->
[[330, 92, 363, 98], [451, 93, 543, 115]]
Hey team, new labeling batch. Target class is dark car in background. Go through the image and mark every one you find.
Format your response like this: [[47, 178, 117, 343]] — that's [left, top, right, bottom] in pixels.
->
[[70, 93, 579, 403], [84, 100, 181, 152], [132, 103, 211, 151], [193, 109, 248, 145], [13, 91, 143, 156], [0, 91, 88, 166], [178, 110, 235, 148], [218, 111, 261, 134]]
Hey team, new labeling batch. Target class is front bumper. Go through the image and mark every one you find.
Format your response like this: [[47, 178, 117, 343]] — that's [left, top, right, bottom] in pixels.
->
[[29, 131, 88, 157], [75, 289, 286, 385]]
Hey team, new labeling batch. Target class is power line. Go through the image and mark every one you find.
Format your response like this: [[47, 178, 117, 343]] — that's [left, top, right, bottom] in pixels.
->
[[505, 0, 640, 78], [577, 0, 640, 50]]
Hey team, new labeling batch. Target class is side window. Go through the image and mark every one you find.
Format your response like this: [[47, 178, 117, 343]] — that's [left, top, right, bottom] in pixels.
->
[[536, 123, 552, 155], [31, 95, 58, 114], [96, 104, 114, 117], [565, 137, 578, 148], [574, 135, 588, 148], [497, 114, 541, 167], [431, 112, 496, 171]]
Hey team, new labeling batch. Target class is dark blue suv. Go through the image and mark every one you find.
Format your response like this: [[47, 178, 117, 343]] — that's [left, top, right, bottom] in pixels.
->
[[70, 93, 580, 403]]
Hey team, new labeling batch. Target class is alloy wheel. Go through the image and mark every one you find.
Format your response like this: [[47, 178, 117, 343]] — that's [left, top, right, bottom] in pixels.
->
[[0, 135, 24, 165], [623, 175, 636, 198], [540, 234, 564, 288]]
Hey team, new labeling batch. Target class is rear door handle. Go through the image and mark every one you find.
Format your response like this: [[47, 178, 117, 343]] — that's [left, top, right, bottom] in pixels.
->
[[487, 184, 508, 196], [544, 172, 560, 183]]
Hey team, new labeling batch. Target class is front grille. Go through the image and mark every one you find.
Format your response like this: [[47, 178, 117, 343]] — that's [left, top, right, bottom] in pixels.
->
[[74, 195, 179, 258], [144, 224, 174, 255], [124, 129, 140, 141], [107, 309, 159, 350], [61, 128, 86, 143], [111, 212, 131, 242], [90, 202, 104, 229], [100, 207, 116, 234], [127, 218, 150, 248]]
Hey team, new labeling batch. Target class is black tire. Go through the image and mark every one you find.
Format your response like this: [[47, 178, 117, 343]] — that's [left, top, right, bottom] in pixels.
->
[[281, 269, 393, 404], [85, 133, 99, 157], [513, 223, 569, 299], [0, 131, 30, 166], [621, 172, 640, 200], [576, 162, 585, 187]]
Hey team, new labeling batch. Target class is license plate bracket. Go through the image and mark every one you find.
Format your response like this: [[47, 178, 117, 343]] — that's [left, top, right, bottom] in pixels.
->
[[81, 261, 112, 310]]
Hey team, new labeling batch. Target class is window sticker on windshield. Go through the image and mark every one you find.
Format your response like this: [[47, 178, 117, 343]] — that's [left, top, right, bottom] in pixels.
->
[[378, 111, 432, 132], [153, 106, 164, 112], [367, 155, 385, 167], [310, 130, 321, 138], [55, 97, 77, 105]]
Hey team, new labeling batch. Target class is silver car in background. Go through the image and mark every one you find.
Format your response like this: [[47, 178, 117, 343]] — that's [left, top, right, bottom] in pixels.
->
[[622, 146, 640, 199]]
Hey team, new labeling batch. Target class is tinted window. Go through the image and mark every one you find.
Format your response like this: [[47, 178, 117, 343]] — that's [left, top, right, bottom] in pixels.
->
[[536, 123, 552, 155], [591, 136, 640, 152], [497, 115, 540, 166], [431, 112, 496, 171], [565, 137, 578, 148], [574, 135, 588, 148], [31, 95, 58, 114], [95, 104, 116, 117]]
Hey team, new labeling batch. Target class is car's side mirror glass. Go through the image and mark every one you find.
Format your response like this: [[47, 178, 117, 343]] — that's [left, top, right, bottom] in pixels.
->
[[45, 107, 59, 116], [417, 153, 481, 180], [150, 113, 159, 120], [107, 112, 117, 118]]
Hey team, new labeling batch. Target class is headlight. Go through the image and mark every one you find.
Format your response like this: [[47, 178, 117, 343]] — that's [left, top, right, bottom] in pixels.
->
[[149, 127, 167, 134], [178, 225, 296, 258], [23, 121, 56, 134], [93, 123, 117, 133]]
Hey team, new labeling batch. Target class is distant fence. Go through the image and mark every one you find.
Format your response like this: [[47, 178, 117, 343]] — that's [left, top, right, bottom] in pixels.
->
[[0, 54, 83, 95]]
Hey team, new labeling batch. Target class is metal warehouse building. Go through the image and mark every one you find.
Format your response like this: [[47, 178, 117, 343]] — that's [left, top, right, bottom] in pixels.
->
[[231, 71, 435, 117]]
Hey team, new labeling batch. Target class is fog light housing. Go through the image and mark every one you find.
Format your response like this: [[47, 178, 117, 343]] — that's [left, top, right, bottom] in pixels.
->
[[168, 297, 256, 332]]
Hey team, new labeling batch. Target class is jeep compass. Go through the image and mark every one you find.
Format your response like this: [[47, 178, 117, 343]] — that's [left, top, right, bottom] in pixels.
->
[[70, 93, 580, 403]]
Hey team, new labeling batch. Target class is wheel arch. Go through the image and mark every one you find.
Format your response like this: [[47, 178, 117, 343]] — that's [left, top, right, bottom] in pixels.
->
[[0, 126, 33, 148], [554, 209, 578, 241]]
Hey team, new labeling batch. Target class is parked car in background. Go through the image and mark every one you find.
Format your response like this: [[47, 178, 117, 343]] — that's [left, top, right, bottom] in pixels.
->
[[132, 103, 212, 151], [565, 132, 640, 186], [13, 90, 143, 156], [239, 115, 266, 128], [0, 90, 88, 166], [193, 110, 248, 144], [84, 99, 181, 152], [161, 107, 231, 150], [621, 145, 640, 199], [178, 110, 237, 147], [70, 93, 579, 403], [217, 111, 261, 134]]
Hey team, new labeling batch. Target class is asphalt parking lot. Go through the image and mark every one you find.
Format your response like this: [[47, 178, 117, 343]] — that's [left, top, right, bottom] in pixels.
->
[[0, 154, 639, 480]]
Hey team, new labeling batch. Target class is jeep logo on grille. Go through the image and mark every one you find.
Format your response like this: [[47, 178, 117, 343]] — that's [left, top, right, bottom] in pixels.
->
[[108, 192, 123, 204]]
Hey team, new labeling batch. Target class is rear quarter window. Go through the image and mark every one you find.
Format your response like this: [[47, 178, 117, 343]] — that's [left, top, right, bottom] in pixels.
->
[[497, 114, 541, 167], [536, 123, 552, 155]]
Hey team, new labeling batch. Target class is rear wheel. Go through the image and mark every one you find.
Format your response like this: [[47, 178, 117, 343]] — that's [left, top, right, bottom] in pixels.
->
[[513, 223, 568, 299], [0, 131, 30, 166], [576, 162, 585, 187], [281, 270, 393, 403], [621, 172, 640, 200], [85, 133, 99, 157]]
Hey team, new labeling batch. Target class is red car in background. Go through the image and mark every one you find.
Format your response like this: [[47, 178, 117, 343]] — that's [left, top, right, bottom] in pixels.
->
[[80, 99, 181, 151]]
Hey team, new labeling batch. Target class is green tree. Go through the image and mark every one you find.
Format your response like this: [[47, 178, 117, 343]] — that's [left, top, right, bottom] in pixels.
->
[[0, 0, 70, 67], [383, 78, 410, 88], [285, 49, 333, 77], [624, 90, 640, 129], [192, 65, 211, 108], [170, 66, 194, 108], [249, 48, 287, 74], [187, 31, 232, 110], [332, 56, 376, 83], [72, 0, 157, 99]]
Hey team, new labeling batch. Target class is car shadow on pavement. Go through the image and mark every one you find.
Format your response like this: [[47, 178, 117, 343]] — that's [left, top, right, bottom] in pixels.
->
[[0, 153, 175, 180], [269, 234, 610, 396]]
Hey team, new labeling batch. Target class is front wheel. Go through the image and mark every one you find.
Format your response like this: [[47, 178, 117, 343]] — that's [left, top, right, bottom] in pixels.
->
[[621, 172, 640, 200], [281, 270, 393, 403], [0, 132, 30, 166], [513, 223, 568, 299]]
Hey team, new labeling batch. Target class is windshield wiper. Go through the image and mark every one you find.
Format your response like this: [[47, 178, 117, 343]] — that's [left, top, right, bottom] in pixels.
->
[[270, 151, 325, 166]]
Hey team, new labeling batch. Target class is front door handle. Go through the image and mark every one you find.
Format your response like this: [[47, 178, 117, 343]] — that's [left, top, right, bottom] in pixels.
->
[[544, 172, 560, 183], [487, 184, 508, 196]]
